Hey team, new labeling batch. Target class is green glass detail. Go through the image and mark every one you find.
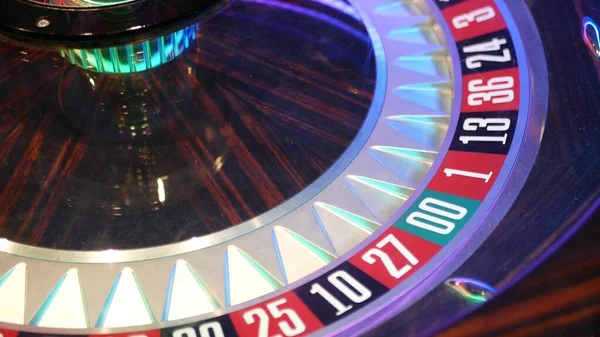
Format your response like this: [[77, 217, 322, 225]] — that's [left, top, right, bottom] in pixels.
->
[[41, 0, 138, 8], [372, 0, 420, 16], [384, 116, 449, 148], [395, 83, 453, 112], [30, 273, 67, 325], [445, 278, 495, 303], [395, 54, 452, 78], [394, 190, 480, 246], [237, 249, 282, 290], [387, 115, 449, 126], [80, 0, 134, 6], [60, 24, 199, 74], [30, 270, 88, 326], [0, 266, 15, 287], [389, 27, 430, 44], [133, 271, 156, 323], [162, 260, 221, 321], [315, 202, 380, 233], [348, 175, 414, 199], [453, 287, 490, 303], [185, 263, 222, 310], [96, 271, 122, 327], [281, 228, 335, 264], [96, 268, 155, 327], [371, 146, 437, 165]]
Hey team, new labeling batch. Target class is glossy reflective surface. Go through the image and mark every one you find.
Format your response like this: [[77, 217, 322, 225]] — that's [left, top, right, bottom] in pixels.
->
[[25, 0, 139, 8], [59, 24, 200, 74], [0, 0, 375, 250]]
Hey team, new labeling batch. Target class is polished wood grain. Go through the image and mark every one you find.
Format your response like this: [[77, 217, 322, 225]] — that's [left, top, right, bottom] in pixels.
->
[[436, 220, 600, 337], [0, 1, 375, 250], [437, 2, 600, 335], [439, 1, 600, 335]]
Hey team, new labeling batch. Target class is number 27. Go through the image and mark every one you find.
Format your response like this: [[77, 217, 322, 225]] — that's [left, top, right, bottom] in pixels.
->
[[362, 234, 418, 279]]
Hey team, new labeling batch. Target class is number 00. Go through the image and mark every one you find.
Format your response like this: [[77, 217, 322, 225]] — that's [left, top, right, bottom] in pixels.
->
[[407, 198, 467, 235]]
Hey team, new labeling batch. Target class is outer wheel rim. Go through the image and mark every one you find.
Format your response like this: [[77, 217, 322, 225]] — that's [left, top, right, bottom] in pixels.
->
[[0, 0, 557, 335]]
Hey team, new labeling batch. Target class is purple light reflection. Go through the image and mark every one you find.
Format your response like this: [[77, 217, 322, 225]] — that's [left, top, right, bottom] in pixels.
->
[[240, 0, 369, 42]]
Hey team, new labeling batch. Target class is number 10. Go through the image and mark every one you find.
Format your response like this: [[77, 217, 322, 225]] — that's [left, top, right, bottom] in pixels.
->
[[310, 271, 372, 316]]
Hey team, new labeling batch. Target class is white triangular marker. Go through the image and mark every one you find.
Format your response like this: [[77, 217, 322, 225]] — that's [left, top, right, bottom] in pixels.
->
[[388, 65, 450, 88], [370, 146, 436, 187], [314, 202, 379, 255], [385, 115, 449, 151], [273, 227, 334, 284], [97, 267, 154, 328], [32, 269, 88, 328], [226, 246, 281, 307], [164, 260, 219, 321], [375, 15, 431, 32], [395, 85, 453, 113], [0, 263, 26, 324], [346, 175, 414, 222]]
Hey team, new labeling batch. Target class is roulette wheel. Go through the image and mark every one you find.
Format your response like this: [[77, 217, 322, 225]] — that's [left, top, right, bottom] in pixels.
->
[[0, 0, 598, 335]]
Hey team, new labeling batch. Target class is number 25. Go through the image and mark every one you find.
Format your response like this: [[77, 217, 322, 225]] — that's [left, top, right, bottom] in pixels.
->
[[243, 298, 306, 337]]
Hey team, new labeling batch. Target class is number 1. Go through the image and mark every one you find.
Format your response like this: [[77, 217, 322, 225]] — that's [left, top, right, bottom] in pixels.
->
[[444, 168, 493, 183]]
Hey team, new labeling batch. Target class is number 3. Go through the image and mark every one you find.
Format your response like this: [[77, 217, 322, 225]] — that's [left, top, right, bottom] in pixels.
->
[[452, 6, 496, 29]]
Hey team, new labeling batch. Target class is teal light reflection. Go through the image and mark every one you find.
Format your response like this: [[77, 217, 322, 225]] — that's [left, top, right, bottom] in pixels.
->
[[79, 0, 135, 6], [34, 0, 138, 8], [60, 24, 199, 74]]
